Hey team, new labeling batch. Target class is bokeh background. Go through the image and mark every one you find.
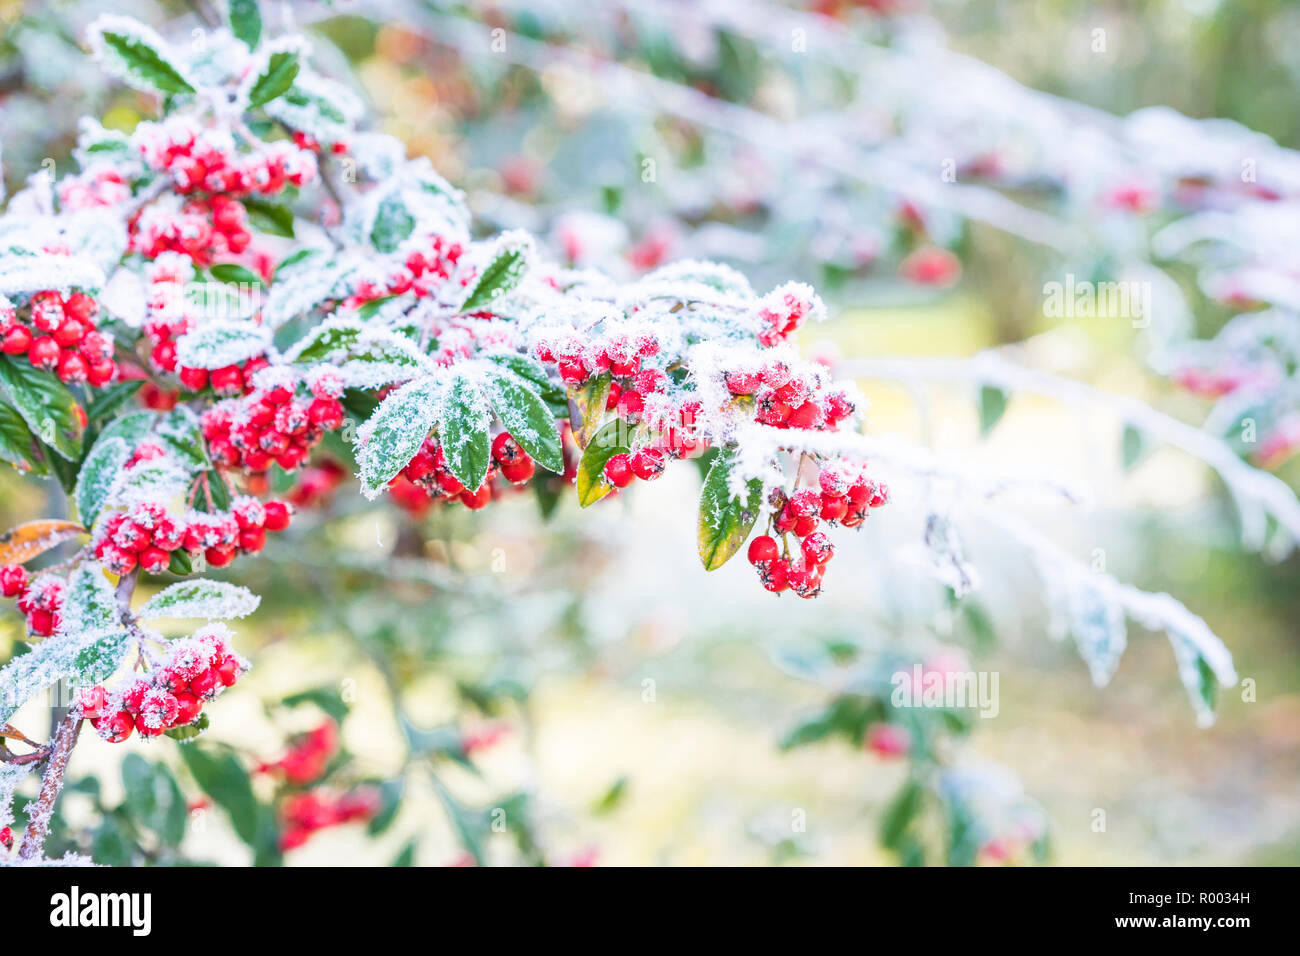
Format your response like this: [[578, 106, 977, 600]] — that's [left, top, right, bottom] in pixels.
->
[[2, 0, 1298, 865]]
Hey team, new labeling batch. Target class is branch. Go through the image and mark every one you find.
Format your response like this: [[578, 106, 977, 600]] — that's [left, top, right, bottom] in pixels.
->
[[16, 708, 82, 860], [837, 351, 1300, 551]]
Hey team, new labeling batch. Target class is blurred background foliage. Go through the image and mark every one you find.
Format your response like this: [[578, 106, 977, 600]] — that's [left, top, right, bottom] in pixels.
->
[[1, 0, 1298, 865]]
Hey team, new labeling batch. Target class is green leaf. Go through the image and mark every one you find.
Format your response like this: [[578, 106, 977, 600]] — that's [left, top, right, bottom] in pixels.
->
[[461, 243, 529, 312], [486, 352, 566, 413], [391, 838, 418, 867], [879, 778, 924, 852], [480, 367, 562, 473], [75, 435, 131, 526], [575, 418, 631, 508], [592, 775, 629, 815], [0, 629, 132, 724], [122, 755, 187, 846], [977, 385, 1007, 437], [178, 746, 262, 847], [438, 372, 491, 491], [357, 377, 440, 498], [569, 371, 612, 449], [697, 451, 763, 570], [175, 319, 270, 370], [242, 198, 295, 238], [367, 778, 404, 836], [370, 193, 415, 253], [779, 712, 836, 750], [137, 580, 260, 621], [0, 397, 43, 473], [209, 263, 264, 287], [247, 49, 299, 107], [287, 317, 362, 364], [280, 687, 349, 723], [0, 355, 84, 460], [85, 380, 144, 422], [59, 563, 121, 635], [1121, 424, 1148, 472], [165, 710, 209, 741], [93, 25, 195, 95], [228, 0, 263, 50]]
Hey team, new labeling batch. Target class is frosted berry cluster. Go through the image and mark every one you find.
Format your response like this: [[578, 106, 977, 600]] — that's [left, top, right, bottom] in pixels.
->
[[93, 495, 293, 574], [747, 462, 889, 598], [345, 234, 470, 308], [725, 358, 856, 432], [0, 289, 117, 386], [534, 328, 661, 387], [77, 625, 248, 742], [257, 719, 338, 785], [134, 116, 317, 197], [131, 195, 255, 265], [1, 566, 64, 637], [754, 282, 824, 347], [279, 788, 380, 851], [201, 373, 345, 473]]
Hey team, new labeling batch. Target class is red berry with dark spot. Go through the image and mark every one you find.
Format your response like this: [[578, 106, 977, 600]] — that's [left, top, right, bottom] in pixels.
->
[[629, 447, 666, 481], [94, 710, 134, 743], [603, 454, 633, 488], [138, 547, 170, 574], [27, 336, 60, 371], [747, 535, 779, 567]]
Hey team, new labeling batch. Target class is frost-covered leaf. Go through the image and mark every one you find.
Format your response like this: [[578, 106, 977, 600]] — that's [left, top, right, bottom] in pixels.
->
[[697, 451, 763, 570], [0, 628, 132, 724], [58, 563, 120, 635], [0, 520, 84, 567], [1066, 576, 1128, 687], [370, 193, 415, 253], [438, 372, 491, 491], [228, 0, 262, 49], [76, 435, 131, 526], [262, 251, 345, 327], [0, 355, 84, 460], [138, 580, 260, 621], [485, 352, 566, 412], [1121, 425, 1148, 472], [87, 15, 195, 95], [246, 46, 299, 108], [576, 419, 631, 508], [569, 371, 612, 449], [357, 377, 440, 498], [241, 198, 294, 238], [286, 315, 363, 364], [154, 406, 212, 471], [175, 320, 271, 370], [0, 250, 104, 297], [113, 455, 192, 508], [461, 232, 533, 312], [264, 72, 361, 146], [480, 366, 563, 473]]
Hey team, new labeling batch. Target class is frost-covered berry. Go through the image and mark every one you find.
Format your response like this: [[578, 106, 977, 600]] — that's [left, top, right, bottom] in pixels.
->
[[93, 710, 134, 744], [603, 454, 633, 488], [629, 447, 666, 481], [0, 564, 27, 597], [747, 535, 779, 567], [866, 722, 911, 758], [263, 501, 292, 532]]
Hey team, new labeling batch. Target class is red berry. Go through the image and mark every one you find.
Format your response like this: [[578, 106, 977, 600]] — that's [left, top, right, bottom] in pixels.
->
[[725, 370, 760, 395], [205, 545, 238, 567], [138, 547, 170, 574], [491, 432, 527, 465], [307, 397, 343, 430], [263, 500, 292, 532], [459, 484, 491, 510], [190, 667, 220, 698], [0, 564, 27, 597], [501, 459, 535, 483], [178, 366, 209, 391], [629, 447, 666, 481], [86, 357, 117, 387], [150, 339, 178, 372], [819, 495, 848, 523], [761, 558, 791, 593], [122, 680, 151, 714], [27, 336, 60, 371], [53, 318, 86, 348], [56, 350, 89, 384], [747, 535, 779, 567], [63, 292, 98, 323], [239, 527, 266, 553], [94, 710, 134, 743], [215, 657, 240, 687], [76, 685, 107, 719], [801, 531, 834, 565], [209, 365, 244, 396], [1, 325, 32, 355], [173, 692, 203, 726], [603, 454, 633, 488], [617, 389, 644, 420]]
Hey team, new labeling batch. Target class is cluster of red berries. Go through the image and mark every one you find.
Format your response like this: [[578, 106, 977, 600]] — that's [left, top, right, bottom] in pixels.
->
[[201, 374, 344, 473], [0, 290, 117, 386], [394, 430, 538, 513], [93, 495, 292, 574], [57, 164, 131, 211], [79, 625, 247, 742], [131, 196, 253, 265], [0, 825, 11, 851], [746, 464, 888, 598], [725, 359, 855, 432], [280, 787, 380, 851], [899, 245, 962, 287], [135, 116, 316, 197], [287, 458, 349, 509], [345, 234, 469, 308], [1, 567, 64, 636], [257, 719, 338, 786], [533, 329, 661, 387], [755, 282, 823, 347]]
